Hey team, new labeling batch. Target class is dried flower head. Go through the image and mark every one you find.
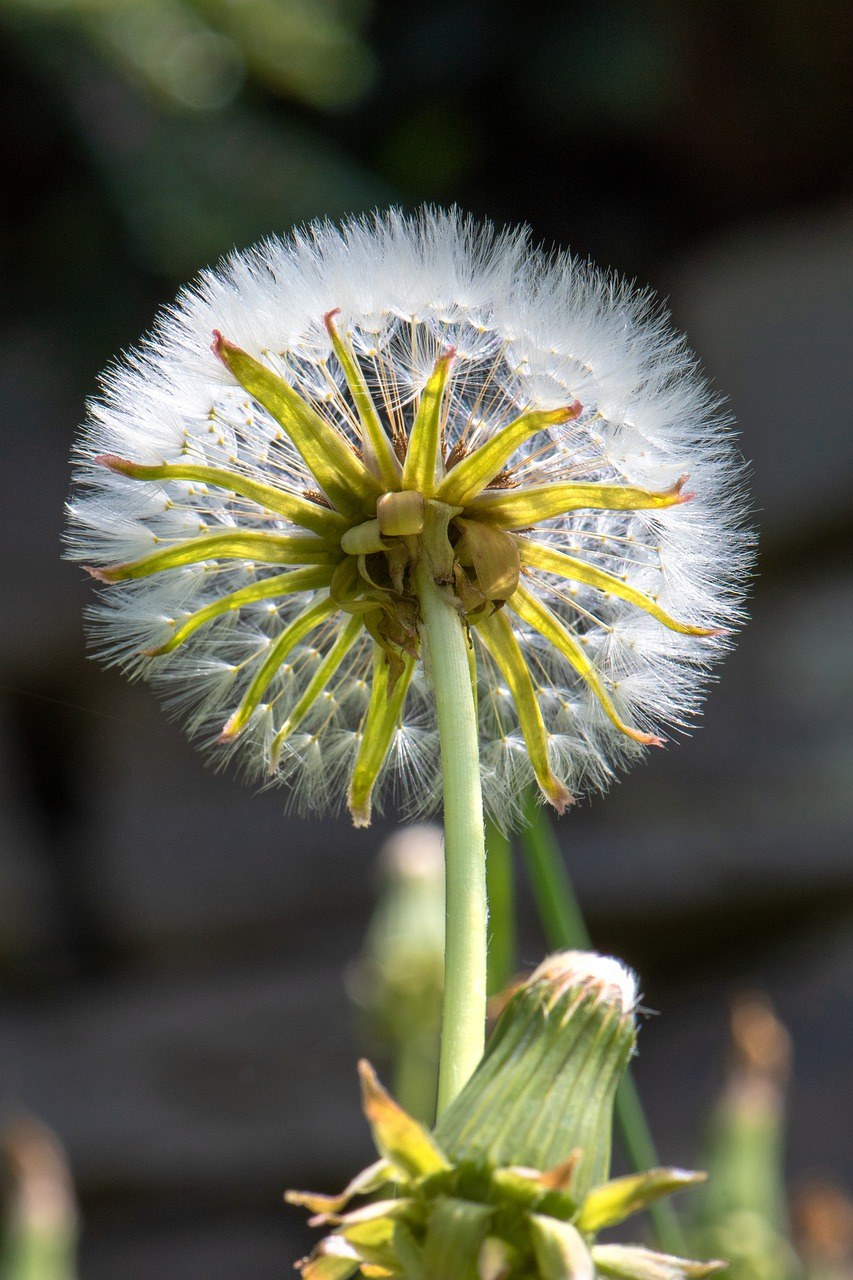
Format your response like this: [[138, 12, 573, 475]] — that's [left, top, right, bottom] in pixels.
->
[[67, 209, 750, 826]]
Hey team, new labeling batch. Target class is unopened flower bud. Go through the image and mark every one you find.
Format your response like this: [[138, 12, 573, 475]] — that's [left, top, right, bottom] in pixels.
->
[[434, 950, 638, 1199], [349, 825, 445, 1121]]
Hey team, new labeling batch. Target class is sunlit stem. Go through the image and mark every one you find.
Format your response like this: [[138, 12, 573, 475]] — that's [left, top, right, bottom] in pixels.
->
[[415, 561, 488, 1114]]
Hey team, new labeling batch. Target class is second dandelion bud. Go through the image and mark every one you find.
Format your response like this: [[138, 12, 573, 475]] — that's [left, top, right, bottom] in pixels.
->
[[68, 210, 749, 827]]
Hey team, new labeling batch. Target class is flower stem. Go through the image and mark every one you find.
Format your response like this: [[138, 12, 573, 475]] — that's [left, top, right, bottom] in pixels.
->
[[416, 563, 488, 1115], [519, 789, 687, 1257]]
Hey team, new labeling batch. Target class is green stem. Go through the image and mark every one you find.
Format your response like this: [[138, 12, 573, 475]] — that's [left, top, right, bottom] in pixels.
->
[[416, 563, 488, 1115], [519, 790, 687, 1257], [485, 818, 516, 996]]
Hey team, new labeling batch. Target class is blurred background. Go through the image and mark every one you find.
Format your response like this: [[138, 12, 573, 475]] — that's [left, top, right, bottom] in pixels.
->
[[0, 0, 850, 1276]]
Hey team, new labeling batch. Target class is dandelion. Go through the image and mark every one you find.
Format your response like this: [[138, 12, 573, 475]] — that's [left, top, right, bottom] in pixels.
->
[[67, 207, 751, 1105], [67, 208, 749, 829]]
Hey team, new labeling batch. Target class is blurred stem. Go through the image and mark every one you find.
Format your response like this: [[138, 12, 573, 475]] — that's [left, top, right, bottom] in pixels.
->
[[416, 564, 487, 1115], [485, 818, 516, 995], [394, 1028, 442, 1128], [519, 789, 687, 1257]]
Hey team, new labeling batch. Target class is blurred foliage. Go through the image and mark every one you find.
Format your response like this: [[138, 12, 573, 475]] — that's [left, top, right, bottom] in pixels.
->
[[1, 0, 849, 288], [689, 995, 802, 1280], [1, 0, 375, 110], [0, 1119, 78, 1280], [0, 0, 388, 279], [688, 995, 853, 1280]]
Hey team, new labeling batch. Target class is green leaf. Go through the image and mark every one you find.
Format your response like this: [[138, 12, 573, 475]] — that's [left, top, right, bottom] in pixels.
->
[[529, 1214, 594, 1280], [436, 401, 581, 506], [220, 596, 338, 739], [475, 610, 572, 813], [517, 538, 717, 636], [592, 1244, 726, 1279], [145, 565, 335, 655], [348, 647, 416, 826], [507, 585, 664, 746], [466, 475, 691, 529], [324, 310, 403, 489], [357, 1061, 450, 1178], [401, 349, 455, 496], [95, 455, 348, 540], [578, 1169, 706, 1233], [214, 332, 383, 521], [86, 530, 337, 582]]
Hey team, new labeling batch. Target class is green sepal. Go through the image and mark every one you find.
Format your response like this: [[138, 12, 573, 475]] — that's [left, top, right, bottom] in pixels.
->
[[516, 538, 717, 637], [454, 519, 520, 602], [591, 1244, 726, 1279], [507, 584, 664, 747], [301, 1236, 361, 1280], [420, 499, 463, 583], [466, 474, 691, 529], [358, 1061, 451, 1179], [435, 401, 582, 506], [269, 613, 364, 767], [420, 1196, 493, 1280], [377, 490, 425, 536], [330, 557, 385, 615], [577, 1169, 707, 1233], [95, 454, 348, 539], [145, 565, 335, 655], [337, 1201, 420, 1270], [86, 530, 337, 583], [478, 1235, 519, 1280], [341, 519, 389, 556], [324, 310, 403, 489], [286, 1159, 394, 1218], [401, 349, 455, 496], [220, 596, 338, 739], [489, 1165, 578, 1220], [213, 331, 383, 521], [475, 610, 573, 813], [391, 1221, 426, 1280], [529, 1214, 594, 1280], [347, 647, 416, 827]]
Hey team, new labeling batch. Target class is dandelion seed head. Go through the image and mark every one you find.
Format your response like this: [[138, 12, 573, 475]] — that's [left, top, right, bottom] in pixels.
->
[[67, 208, 752, 827]]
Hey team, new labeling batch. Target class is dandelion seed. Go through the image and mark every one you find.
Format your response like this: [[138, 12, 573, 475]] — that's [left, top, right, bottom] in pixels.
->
[[67, 208, 751, 827]]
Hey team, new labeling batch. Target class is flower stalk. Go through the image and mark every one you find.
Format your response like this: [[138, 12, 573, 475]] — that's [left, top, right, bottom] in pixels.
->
[[415, 562, 488, 1113]]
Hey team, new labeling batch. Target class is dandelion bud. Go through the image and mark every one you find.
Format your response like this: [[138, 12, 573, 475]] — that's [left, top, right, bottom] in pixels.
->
[[349, 825, 445, 1121], [288, 951, 722, 1280], [1, 1118, 78, 1280], [434, 950, 638, 1198], [689, 994, 800, 1280]]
